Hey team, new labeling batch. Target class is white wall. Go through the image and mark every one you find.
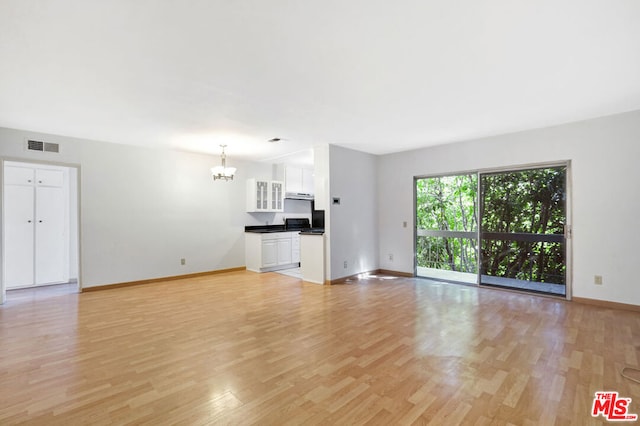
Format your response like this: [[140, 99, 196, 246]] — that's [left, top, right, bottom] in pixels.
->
[[377, 109, 640, 306], [313, 144, 330, 212], [0, 127, 285, 288], [329, 145, 379, 280], [313, 144, 331, 279]]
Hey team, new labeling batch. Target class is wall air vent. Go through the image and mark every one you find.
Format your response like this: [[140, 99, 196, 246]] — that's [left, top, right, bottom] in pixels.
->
[[27, 140, 44, 151], [43, 142, 59, 153], [26, 140, 59, 153]]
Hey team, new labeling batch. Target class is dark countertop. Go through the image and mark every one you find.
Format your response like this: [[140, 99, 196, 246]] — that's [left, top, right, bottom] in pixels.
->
[[245, 225, 324, 234], [299, 229, 325, 235], [244, 225, 286, 233]]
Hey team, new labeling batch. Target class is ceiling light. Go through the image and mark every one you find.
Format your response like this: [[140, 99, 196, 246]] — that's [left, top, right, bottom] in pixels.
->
[[211, 145, 236, 181]]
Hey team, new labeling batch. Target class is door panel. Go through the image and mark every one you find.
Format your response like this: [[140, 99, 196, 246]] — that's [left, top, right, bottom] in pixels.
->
[[277, 238, 292, 265], [36, 169, 64, 187], [271, 182, 283, 211], [415, 174, 478, 283], [5, 166, 35, 185], [262, 240, 278, 267], [35, 186, 68, 285], [4, 185, 35, 288], [479, 167, 566, 296]]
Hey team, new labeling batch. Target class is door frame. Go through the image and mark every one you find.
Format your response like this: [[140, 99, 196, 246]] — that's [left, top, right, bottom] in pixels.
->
[[477, 161, 572, 299], [1, 158, 82, 304], [413, 160, 572, 300]]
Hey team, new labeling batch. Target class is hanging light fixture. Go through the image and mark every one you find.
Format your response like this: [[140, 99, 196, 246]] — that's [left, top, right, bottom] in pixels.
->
[[211, 144, 236, 181]]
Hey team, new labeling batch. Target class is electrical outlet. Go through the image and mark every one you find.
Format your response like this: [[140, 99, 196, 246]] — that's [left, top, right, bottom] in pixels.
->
[[388, 254, 394, 261], [181, 258, 186, 266], [343, 260, 347, 269], [594, 275, 603, 285], [402, 221, 407, 228]]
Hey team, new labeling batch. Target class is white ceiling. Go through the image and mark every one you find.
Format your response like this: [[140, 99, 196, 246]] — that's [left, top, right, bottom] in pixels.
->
[[1, 1, 640, 163]]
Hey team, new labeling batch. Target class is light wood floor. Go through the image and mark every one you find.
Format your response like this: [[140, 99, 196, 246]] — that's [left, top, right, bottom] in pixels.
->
[[1, 271, 639, 425]]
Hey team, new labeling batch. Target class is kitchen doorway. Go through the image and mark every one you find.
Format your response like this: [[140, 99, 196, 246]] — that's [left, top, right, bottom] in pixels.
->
[[1, 160, 80, 304]]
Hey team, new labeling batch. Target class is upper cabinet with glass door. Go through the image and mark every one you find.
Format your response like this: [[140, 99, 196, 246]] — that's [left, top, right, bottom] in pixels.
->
[[246, 178, 284, 212], [270, 181, 283, 211]]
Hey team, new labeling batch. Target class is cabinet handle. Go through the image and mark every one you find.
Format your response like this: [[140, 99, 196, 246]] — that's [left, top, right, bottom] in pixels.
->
[[38, 180, 43, 184], [38, 220, 43, 223], [28, 220, 32, 223], [28, 179, 32, 183]]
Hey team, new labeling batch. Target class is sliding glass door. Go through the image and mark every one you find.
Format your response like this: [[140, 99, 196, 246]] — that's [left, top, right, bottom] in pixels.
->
[[479, 167, 567, 296], [415, 165, 569, 297], [415, 174, 478, 284]]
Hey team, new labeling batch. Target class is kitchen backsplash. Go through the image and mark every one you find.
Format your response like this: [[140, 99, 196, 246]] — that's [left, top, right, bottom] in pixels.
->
[[245, 198, 312, 226]]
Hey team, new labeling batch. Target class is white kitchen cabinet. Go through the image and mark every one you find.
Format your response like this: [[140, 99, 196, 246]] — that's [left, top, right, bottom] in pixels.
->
[[246, 178, 269, 211], [270, 181, 284, 211], [277, 238, 292, 265], [301, 168, 314, 195], [245, 231, 300, 272], [261, 239, 278, 268], [285, 167, 303, 193], [246, 179, 284, 212], [3, 164, 69, 289], [284, 166, 314, 196]]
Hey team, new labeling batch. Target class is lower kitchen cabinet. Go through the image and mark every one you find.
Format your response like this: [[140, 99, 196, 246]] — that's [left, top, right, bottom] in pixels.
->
[[261, 239, 278, 268], [245, 232, 300, 272], [277, 238, 292, 265]]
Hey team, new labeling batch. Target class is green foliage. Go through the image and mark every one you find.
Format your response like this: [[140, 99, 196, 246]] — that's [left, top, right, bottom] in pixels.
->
[[416, 174, 477, 232], [480, 168, 565, 234], [480, 168, 566, 284], [416, 174, 477, 273]]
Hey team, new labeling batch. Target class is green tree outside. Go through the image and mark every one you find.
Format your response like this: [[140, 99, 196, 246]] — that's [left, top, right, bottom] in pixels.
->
[[416, 174, 478, 273]]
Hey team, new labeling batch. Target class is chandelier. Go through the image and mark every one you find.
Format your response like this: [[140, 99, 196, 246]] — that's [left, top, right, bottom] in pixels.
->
[[211, 144, 236, 181]]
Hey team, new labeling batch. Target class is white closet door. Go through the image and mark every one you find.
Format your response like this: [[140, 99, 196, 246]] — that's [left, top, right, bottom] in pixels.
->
[[35, 184, 68, 285], [4, 184, 35, 288], [4, 164, 70, 290]]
